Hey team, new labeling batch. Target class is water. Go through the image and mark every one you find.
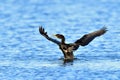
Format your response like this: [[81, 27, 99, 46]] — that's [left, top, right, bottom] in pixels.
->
[[0, 0, 120, 80]]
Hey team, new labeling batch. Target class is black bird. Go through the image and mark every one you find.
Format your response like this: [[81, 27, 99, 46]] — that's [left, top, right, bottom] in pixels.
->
[[39, 26, 107, 62]]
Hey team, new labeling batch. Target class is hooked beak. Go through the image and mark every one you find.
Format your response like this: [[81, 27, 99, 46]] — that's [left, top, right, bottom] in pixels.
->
[[53, 34, 57, 37]]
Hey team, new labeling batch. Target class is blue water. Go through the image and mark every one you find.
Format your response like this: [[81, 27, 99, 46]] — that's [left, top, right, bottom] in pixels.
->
[[0, 0, 120, 80]]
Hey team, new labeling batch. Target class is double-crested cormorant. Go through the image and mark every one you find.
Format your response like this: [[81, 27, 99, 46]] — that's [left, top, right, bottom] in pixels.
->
[[39, 26, 107, 62]]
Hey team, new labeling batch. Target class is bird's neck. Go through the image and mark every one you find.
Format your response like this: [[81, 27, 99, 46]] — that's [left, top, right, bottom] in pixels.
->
[[61, 38, 65, 44]]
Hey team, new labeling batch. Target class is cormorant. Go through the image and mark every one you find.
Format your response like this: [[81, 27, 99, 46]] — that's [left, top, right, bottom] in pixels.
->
[[39, 26, 107, 62]]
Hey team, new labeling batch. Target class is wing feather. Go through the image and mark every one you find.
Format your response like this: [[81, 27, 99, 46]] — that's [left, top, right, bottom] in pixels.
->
[[39, 26, 60, 45], [75, 27, 107, 46]]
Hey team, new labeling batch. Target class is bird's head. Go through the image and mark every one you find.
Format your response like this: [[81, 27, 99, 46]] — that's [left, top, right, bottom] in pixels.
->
[[53, 34, 65, 40]]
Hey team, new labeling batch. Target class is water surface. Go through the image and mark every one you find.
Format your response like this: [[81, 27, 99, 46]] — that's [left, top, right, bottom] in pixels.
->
[[0, 0, 120, 80]]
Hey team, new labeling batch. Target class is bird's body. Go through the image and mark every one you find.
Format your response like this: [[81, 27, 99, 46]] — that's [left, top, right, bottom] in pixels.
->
[[59, 43, 74, 61], [39, 27, 107, 63]]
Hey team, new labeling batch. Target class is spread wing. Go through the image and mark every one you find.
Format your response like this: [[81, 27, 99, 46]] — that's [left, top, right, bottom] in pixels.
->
[[39, 26, 60, 45], [74, 27, 107, 47]]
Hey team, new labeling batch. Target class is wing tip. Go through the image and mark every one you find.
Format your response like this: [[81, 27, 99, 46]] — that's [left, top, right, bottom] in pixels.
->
[[101, 26, 108, 32], [99, 26, 108, 35], [39, 26, 45, 35], [39, 26, 43, 30]]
